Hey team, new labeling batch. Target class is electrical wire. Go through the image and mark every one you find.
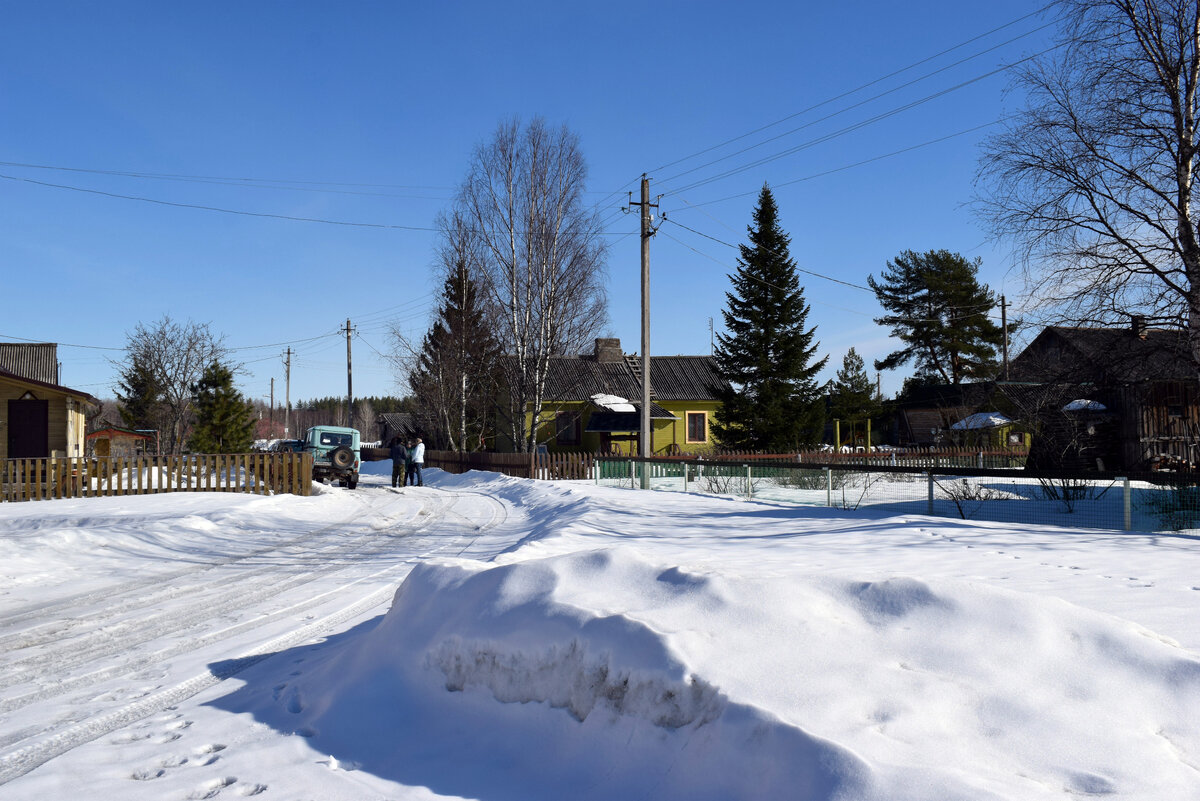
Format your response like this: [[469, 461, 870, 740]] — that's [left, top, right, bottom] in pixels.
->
[[651, 4, 1053, 175], [666, 44, 1060, 197]]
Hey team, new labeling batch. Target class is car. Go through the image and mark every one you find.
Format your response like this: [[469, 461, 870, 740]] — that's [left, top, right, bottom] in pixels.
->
[[300, 425, 361, 489]]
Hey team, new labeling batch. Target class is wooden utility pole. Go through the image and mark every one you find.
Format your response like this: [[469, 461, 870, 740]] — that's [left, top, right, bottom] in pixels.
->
[[270, 377, 275, 432], [284, 347, 292, 438], [345, 318, 354, 429], [628, 175, 658, 488]]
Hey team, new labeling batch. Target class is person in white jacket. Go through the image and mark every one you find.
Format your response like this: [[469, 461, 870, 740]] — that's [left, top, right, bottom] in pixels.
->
[[407, 436, 425, 487]]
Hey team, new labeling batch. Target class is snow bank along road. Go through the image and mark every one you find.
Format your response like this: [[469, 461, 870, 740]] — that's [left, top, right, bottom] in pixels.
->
[[0, 480, 525, 786]]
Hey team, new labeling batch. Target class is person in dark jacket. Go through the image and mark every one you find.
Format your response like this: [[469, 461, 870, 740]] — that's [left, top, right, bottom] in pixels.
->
[[389, 436, 408, 488]]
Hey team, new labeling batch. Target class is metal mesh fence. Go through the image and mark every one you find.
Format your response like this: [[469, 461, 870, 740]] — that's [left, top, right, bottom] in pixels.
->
[[594, 458, 1200, 534]]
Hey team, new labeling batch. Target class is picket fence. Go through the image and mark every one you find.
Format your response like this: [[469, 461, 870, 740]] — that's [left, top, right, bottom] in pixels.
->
[[0, 453, 313, 503]]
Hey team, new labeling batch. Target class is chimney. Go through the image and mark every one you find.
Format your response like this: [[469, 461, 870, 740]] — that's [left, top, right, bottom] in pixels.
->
[[1131, 315, 1147, 339], [593, 338, 623, 363]]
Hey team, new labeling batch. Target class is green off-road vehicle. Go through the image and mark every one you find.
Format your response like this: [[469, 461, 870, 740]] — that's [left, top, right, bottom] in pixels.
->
[[300, 425, 361, 489]]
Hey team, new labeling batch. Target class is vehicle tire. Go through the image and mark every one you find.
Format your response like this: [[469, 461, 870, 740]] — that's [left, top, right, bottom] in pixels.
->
[[330, 446, 354, 470], [346, 473, 358, 490]]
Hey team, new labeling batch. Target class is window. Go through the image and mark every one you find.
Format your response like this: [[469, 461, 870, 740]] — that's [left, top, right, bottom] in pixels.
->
[[556, 412, 580, 445], [686, 412, 707, 443]]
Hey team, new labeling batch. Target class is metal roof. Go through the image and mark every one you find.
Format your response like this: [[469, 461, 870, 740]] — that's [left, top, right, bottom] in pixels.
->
[[541, 353, 725, 402], [0, 343, 57, 384]]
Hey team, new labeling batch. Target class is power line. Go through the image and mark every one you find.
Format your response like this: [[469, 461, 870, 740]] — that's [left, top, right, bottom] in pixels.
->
[[657, 21, 1055, 188], [665, 43, 1062, 197], [1, 172, 639, 236], [678, 120, 1001, 209], [664, 217, 872, 292], [0, 160, 453, 191], [650, 4, 1053, 175]]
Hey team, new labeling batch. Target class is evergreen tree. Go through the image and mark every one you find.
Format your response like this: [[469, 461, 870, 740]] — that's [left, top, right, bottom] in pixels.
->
[[829, 347, 880, 423], [115, 358, 165, 432], [188, 362, 255, 453], [409, 257, 499, 451], [868, 249, 1006, 384], [712, 185, 828, 450]]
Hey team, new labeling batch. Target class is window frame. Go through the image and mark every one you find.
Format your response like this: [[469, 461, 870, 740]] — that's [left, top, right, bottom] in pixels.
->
[[686, 411, 708, 444]]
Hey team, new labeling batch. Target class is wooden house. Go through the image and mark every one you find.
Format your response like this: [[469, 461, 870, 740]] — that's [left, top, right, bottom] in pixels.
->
[[1004, 321, 1199, 470], [0, 343, 98, 460], [497, 338, 727, 455]]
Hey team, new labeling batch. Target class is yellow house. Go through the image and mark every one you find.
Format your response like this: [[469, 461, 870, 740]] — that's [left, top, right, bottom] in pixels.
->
[[503, 338, 726, 455], [0, 343, 97, 460]]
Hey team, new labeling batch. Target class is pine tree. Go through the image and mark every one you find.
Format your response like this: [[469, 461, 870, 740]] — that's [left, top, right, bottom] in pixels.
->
[[188, 362, 256, 454], [868, 249, 1006, 384], [712, 185, 828, 450], [829, 347, 880, 423]]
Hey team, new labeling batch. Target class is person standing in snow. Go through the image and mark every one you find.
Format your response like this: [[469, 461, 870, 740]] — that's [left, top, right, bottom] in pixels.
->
[[388, 436, 408, 488], [408, 436, 425, 487]]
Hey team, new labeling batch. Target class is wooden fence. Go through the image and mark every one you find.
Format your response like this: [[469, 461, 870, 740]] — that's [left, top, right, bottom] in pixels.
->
[[0, 453, 313, 503], [426, 450, 596, 480], [424, 447, 1029, 482]]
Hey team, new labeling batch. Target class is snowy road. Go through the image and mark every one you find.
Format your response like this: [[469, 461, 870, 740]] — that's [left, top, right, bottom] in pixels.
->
[[0, 480, 523, 787]]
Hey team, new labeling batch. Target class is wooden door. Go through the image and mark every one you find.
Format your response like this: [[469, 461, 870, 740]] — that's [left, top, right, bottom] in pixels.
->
[[8, 399, 49, 458]]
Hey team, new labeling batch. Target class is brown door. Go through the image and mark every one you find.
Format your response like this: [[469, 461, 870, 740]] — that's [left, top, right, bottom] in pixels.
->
[[8, 399, 49, 458]]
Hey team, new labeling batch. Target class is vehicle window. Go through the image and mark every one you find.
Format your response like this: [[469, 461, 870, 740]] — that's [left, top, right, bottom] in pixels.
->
[[319, 433, 352, 447]]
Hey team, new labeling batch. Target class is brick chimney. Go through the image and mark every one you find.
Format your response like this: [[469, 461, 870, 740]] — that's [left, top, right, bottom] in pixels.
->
[[1131, 315, 1147, 339], [593, 338, 623, 363]]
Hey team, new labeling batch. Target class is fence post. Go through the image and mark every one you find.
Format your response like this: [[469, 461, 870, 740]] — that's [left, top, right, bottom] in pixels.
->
[[1121, 477, 1131, 531], [825, 466, 832, 507], [745, 464, 752, 499], [927, 471, 934, 515], [628, 459, 635, 489], [683, 460, 689, 493]]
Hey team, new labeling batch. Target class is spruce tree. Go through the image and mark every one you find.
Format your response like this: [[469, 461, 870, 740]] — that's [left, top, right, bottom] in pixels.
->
[[116, 358, 164, 432], [829, 347, 880, 423], [189, 362, 256, 453], [712, 185, 828, 450], [868, 249, 1006, 384], [409, 258, 499, 451]]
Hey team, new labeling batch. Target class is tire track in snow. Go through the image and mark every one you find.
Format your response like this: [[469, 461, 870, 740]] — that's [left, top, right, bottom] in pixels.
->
[[0, 487, 514, 781]]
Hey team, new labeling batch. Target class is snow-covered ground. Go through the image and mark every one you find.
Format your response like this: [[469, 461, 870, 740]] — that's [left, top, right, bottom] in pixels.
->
[[1, 465, 1198, 799]]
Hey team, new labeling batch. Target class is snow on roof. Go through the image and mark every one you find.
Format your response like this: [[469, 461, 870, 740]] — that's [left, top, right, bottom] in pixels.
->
[[949, 411, 1012, 430], [1062, 399, 1108, 412], [590, 393, 636, 412]]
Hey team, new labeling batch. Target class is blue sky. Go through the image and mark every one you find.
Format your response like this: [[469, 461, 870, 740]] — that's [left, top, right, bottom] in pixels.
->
[[1, 1, 1054, 407]]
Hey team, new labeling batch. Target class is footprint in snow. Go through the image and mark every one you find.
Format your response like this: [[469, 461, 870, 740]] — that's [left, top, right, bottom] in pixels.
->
[[236, 784, 268, 797], [186, 776, 236, 799]]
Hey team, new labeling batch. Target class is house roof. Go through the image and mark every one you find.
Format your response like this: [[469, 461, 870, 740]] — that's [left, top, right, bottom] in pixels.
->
[[87, 427, 154, 441], [1009, 326, 1195, 384], [540, 346, 726, 403], [0, 366, 98, 405], [0, 342, 58, 384]]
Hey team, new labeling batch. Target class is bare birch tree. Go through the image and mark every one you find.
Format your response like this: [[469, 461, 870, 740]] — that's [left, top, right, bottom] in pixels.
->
[[979, 0, 1200, 360], [116, 316, 227, 454], [454, 117, 608, 452]]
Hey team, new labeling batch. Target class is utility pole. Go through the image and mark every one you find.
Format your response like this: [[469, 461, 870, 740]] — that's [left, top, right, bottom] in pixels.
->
[[628, 175, 658, 488], [345, 318, 354, 429], [1000, 295, 1010, 381], [708, 317, 714, 356], [270, 377, 275, 434], [284, 347, 292, 438]]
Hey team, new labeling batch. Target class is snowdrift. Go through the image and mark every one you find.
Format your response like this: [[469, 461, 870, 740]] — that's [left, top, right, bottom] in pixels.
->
[[259, 546, 1200, 801]]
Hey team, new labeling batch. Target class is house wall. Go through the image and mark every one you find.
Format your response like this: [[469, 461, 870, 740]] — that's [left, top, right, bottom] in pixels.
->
[[0, 378, 83, 460], [1126, 381, 1200, 468], [520, 400, 723, 455]]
